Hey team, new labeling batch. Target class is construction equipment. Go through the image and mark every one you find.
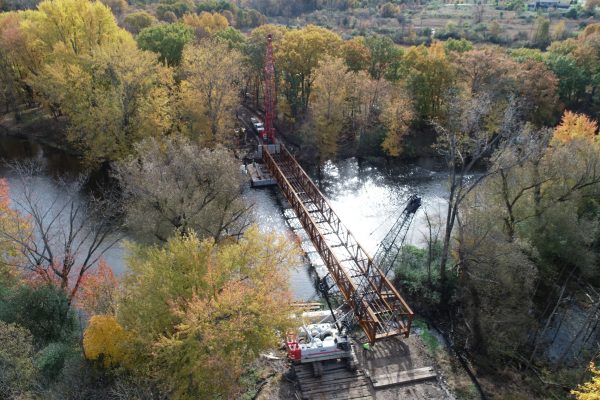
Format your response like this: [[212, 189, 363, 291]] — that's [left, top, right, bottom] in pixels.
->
[[263, 34, 276, 144], [285, 196, 421, 375]]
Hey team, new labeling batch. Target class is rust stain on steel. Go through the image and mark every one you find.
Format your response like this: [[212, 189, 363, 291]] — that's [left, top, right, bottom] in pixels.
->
[[263, 145, 414, 343]]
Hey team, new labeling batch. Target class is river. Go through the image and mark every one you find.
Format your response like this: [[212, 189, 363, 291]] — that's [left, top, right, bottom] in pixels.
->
[[0, 134, 449, 300]]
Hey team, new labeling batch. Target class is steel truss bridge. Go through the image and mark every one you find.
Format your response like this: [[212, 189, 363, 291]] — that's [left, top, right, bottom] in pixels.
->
[[263, 144, 414, 344]]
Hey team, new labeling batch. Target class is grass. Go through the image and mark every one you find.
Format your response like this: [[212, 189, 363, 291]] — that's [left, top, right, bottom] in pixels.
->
[[413, 318, 440, 355]]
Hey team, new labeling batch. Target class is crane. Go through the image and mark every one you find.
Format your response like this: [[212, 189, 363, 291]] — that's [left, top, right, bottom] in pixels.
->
[[263, 34, 276, 144], [286, 195, 421, 375]]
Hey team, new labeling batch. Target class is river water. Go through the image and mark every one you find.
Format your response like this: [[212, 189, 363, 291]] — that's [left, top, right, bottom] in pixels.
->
[[0, 134, 449, 300]]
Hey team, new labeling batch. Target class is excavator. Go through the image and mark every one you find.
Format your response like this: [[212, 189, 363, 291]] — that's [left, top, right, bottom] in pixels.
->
[[285, 195, 422, 377]]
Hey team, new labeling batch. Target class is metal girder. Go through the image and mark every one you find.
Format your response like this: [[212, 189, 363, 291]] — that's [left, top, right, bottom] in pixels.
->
[[263, 145, 414, 343]]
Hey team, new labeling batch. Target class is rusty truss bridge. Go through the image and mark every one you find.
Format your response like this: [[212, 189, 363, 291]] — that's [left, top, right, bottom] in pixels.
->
[[262, 144, 414, 344]]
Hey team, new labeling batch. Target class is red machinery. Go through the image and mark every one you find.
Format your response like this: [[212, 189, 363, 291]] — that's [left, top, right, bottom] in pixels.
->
[[263, 34, 276, 144]]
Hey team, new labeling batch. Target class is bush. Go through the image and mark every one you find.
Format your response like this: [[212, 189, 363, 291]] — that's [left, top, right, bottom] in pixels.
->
[[0, 285, 77, 346], [394, 243, 443, 307], [35, 342, 71, 380], [0, 321, 37, 398]]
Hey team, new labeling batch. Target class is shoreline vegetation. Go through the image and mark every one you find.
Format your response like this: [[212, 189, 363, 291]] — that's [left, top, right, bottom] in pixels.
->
[[1, 0, 600, 399]]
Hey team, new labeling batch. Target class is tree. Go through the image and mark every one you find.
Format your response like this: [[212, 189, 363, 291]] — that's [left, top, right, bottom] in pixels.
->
[[34, 40, 173, 163], [404, 42, 455, 121], [342, 37, 370, 72], [309, 56, 351, 163], [114, 136, 252, 243], [553, 111, 598, 144], [118, 227, 300, 398], [242, 24, 287, 107], [179, 39, 243, 144], [137, 22, 193, 66], [364, 35, 403, 81], [572, 363, 600, 399], [433, 92, 521, 293], [123, 11, 157, 35], [24, 0, 131, 58], [513, 60, 560, 126], [0, 284, 76, 345], [532, 16, 551, 49], [0, 163, 121, 302], [83, 315, 128, 368], [182, 11, 228, 39], [0, 321, 36, 399], [381, 85, 414, 157], [0, 179, 28, 287], [74, 260, 117, 316], [276, 25, 342, 118], [100, 0, 127, 16]]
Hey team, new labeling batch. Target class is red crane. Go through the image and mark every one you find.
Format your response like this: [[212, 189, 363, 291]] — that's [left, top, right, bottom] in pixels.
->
[[263, 34, 276, 144]]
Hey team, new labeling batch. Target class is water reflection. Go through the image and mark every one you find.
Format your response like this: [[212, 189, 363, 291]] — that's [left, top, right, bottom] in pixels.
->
[[0, 134, 451, 300]]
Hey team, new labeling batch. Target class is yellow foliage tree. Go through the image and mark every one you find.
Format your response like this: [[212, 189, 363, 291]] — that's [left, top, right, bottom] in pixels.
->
[[118, 226, 300, 399], [310, 56, 351, 163], [180, 39, 243, 145], [553, 111, 598, 145], [572, 363, 600, 400], [276, 25, 342, 117], [34, 39, 173, 163], [382, 85, 414, 157], [182, 12, 228, 38], [83, 315, 129, 368]]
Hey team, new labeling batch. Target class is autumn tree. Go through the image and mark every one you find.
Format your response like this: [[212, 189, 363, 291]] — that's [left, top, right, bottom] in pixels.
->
[[117, 227, 300, 399], [23, 0, 131, 58], [83, 315, 128, 368], [364, 35, 403, 81], [276, 25, 342, 118], [0, 163, 121, 303], [532, 16, 551, 49], [123, 11, 157, 35], [179, 39, 243, 144], [182, 11, 228, 39], [75, 260, 118, 316], [114, 136, 252, 243], [34, 39, 173, 163], [381, 84, 414, 157], [137, 22, 193, 66], [342, 37, 371, 72], [553, 111, 598, 144], [572, 363, 600, 400], [404, 42, 455, 121], [242, 24, 287, 108], [308, 56, 351, 163]]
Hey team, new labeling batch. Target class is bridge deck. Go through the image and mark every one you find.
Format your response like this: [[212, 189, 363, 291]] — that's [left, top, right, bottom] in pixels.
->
[[263, 144, 413, 343]]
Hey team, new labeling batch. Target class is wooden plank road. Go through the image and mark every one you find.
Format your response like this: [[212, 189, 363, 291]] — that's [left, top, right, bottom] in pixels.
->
[[369, 366, 437, 389], [293, 361, 373, 400]]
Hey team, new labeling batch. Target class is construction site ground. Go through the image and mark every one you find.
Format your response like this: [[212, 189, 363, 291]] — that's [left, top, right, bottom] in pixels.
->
[[254, 325, 480, 400]]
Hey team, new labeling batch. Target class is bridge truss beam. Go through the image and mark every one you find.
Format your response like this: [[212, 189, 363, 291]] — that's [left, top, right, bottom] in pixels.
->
[[263, 145, 414, 343]]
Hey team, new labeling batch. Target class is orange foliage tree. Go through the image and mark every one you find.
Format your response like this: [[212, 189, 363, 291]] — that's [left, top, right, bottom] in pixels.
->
[[553, 111, 598, 144], [74, 260, 118, 316]]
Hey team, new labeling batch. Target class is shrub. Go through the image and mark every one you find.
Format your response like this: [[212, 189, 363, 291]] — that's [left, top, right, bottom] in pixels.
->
[[0, 284, 77, 346], [0, 321, 37, 398], [35, 342, 71, 380]]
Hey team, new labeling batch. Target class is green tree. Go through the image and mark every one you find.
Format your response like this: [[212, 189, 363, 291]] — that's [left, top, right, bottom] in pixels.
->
[[404, 42, 455, 121], [0, 285, 76, 345], [118, 227, 300, 399], [532, 16, 551, 49], [365, 35, 403, 81], [137, 22, 193, 66]]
